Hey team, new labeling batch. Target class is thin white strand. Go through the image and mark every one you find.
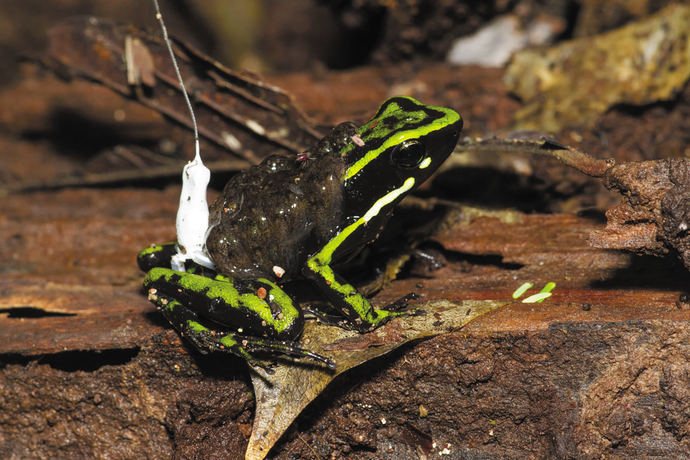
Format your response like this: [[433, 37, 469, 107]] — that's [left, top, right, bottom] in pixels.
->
[[152, 0, 200, 158]]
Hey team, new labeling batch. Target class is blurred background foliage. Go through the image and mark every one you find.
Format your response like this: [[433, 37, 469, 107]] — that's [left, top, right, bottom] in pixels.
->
[[1, 0, 686, 89]]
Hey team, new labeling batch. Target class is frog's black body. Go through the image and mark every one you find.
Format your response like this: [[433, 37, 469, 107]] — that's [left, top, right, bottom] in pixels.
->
[[139, 96, 462, 370], [206, 123, 355, 283]]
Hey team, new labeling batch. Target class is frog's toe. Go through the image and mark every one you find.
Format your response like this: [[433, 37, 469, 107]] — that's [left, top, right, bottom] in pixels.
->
[[246, 358, 279, 374], [241, 336, 336, 369], [307, 307, 373, 333], [381, 292, 421, 311], [403, 307, 426, 317], [305, 307, 349, 326], [379, 305, 426, 323]]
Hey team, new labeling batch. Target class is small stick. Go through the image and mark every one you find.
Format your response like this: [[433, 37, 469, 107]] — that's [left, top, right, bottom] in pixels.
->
[[457, 137, 615, 178]]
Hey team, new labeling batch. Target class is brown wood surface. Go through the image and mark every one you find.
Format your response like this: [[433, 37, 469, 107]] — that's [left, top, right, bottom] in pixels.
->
[[3, 183, 690, 459], [2, 61, 690, 459]]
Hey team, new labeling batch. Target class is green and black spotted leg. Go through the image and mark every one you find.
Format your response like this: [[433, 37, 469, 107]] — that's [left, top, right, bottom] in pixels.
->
[[142, 265, 335, 371]]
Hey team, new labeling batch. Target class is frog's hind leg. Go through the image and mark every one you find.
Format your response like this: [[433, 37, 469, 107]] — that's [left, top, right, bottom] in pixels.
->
[[147, 289, 262, 366], [303, 256, 423, 333], [144, 267, 334, 371]]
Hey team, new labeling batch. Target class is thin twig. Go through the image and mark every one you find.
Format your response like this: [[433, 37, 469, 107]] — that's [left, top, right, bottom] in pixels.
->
[[457, 136, 615, 177], [1, 159, 250, 195], [297, 432, 323, 460]]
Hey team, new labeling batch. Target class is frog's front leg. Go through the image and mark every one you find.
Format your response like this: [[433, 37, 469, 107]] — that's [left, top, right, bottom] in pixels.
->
[[143, 267, 334, 370], [303, 242, 421, 333]]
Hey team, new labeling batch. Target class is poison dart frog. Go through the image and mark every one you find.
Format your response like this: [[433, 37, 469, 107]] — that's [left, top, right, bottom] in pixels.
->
[[137, 96, 462, 370]]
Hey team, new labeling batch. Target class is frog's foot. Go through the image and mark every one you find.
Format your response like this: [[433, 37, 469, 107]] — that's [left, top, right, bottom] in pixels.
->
[[305, 306, 394, 333], [370, 293, 426, 324], [305, 307, 358, 330], [306, 296, 424, 334], [367, 295, 425, 328], [380, 293, 422, 311], [238, 336, 336, 370], [206, 333, 336, 372]]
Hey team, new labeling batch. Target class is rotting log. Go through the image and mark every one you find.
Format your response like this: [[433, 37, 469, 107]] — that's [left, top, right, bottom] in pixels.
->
[[2, 189, 689, 459]]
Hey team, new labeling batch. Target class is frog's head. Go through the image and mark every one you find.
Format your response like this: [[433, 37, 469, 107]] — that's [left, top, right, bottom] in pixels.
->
[[341, 96, 462, 219]]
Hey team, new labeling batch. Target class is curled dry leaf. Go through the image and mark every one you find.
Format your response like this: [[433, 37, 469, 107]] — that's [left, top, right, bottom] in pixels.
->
[[245, 299, 507, 460]]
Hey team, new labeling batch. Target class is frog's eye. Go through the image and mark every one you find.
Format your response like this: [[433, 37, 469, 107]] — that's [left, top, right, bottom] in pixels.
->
[[390, 140, 426, 169]]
